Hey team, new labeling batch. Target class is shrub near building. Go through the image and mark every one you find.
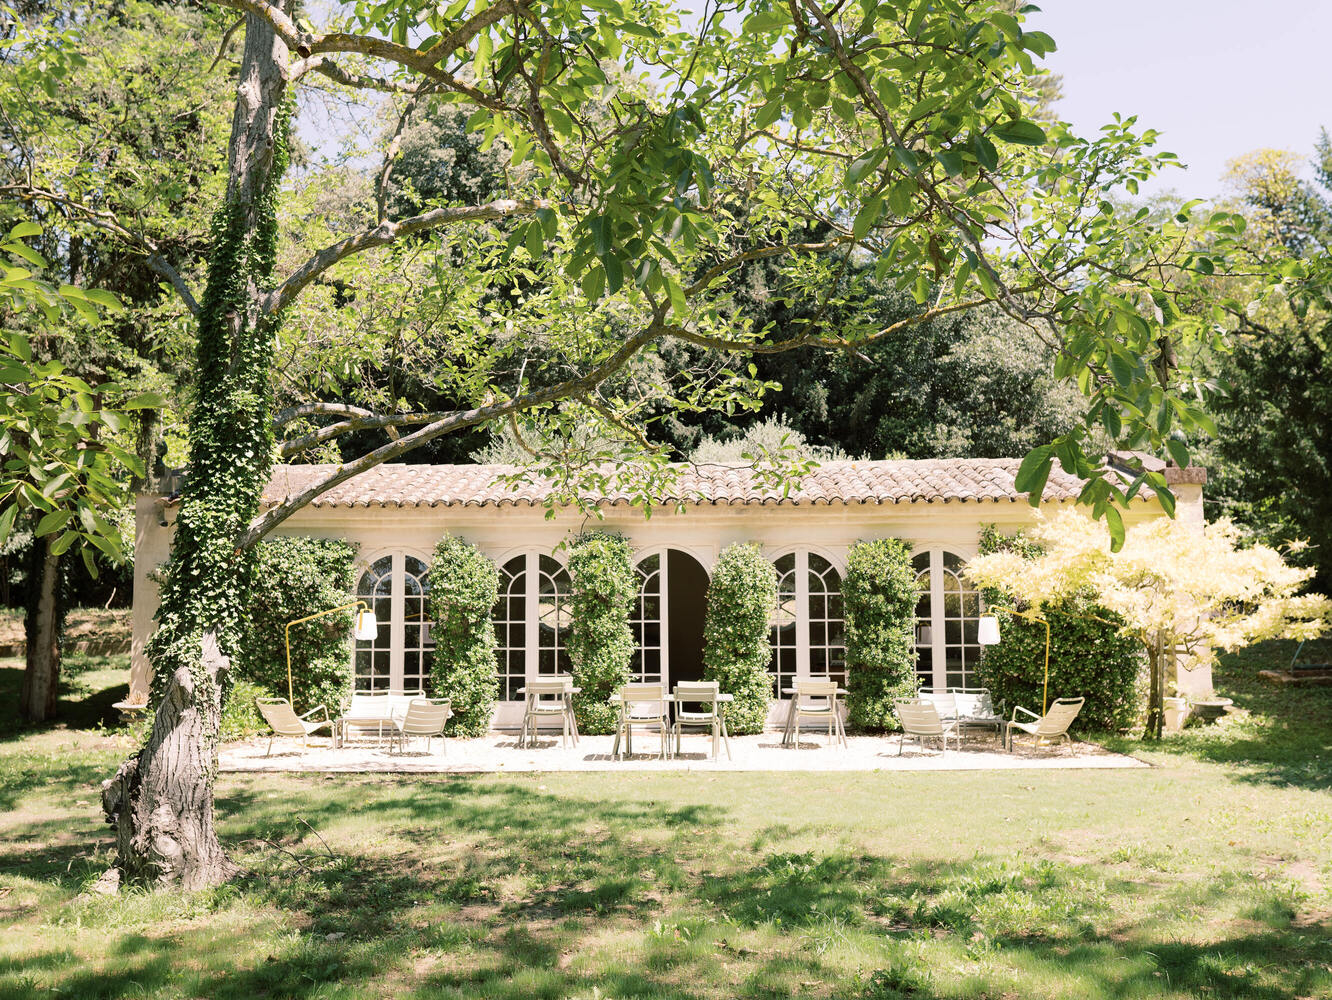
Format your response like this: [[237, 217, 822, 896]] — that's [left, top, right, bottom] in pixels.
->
[[428, 534, 500, 736], [235, 536, 358, 715], [567, 532, 636, 735], [703, 543, 778, 734], [970, 525, 1143, 732], [842, 538, 919, 731]]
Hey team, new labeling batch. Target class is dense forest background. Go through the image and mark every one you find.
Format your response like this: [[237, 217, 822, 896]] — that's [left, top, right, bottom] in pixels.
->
[[3, 0, 1330, 621]]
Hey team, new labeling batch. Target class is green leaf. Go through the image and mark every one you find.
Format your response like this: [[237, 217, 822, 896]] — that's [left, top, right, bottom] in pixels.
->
[[1014, 445, 1053, 506], [845, 147, 886, 187], [667, 276, 687, 318], [581, 265, 605, 301], [472, 31, 493, 78], [122, 392, 167, 410], [50, 528, 79, 556], [0, 503, 15, 548], [935, 149, 964, 176], [8, 221, 41, 240], [852, 197, 883, 239], [992, 119, 1047, 146], [35, 509, 71, 537], [82, 288, 122, 311], [1165, 437, 1189, 469], [1102, 504, 1126, 551], [601, 253, 624, 295]]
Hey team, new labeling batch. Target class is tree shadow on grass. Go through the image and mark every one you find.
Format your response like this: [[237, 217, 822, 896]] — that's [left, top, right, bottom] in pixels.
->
[[1102, 641, 1332, 792], [0, 659, 130, 743], [6, 777, 1329, 1000]]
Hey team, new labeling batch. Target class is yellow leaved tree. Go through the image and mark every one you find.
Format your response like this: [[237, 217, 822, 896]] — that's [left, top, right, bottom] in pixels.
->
[[966, 510, 1330, 738]]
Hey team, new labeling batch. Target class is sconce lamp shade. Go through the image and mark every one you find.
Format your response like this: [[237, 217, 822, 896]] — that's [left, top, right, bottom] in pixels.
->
[[353, 610, 378, 641], [977, 615, 1001, 646]]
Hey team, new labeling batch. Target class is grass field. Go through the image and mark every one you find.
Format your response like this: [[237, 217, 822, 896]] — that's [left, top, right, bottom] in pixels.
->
[[1, 645, 1329, 999]]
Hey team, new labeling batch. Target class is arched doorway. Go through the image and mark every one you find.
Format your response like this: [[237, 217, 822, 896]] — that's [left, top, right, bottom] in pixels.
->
[[632, 549, 710, 688]]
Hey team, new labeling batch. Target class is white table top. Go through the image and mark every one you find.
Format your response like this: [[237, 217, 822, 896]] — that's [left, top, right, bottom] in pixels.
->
[[608, 692, 735, 702]]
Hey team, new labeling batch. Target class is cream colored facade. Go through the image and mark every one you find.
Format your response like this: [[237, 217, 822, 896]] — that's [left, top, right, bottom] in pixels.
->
[[130, 479, 1205, 725]]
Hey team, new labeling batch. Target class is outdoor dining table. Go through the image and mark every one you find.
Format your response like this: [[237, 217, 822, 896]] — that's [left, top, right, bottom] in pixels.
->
[[607, 691, 735, 759], [514, 683, 581, 748], [779, 685, 848, 747]]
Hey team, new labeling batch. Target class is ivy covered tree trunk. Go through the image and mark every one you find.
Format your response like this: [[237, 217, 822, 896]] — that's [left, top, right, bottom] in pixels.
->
[[100, 14, 290, 889], [1145, 635, 1165, 740], [19, 535, 62, 723]]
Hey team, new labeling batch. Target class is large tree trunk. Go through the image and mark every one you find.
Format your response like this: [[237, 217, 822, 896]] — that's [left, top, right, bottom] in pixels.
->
[[19, 535, 61, 723], [100, 634, 237, 890], [100, 13, 290, 890]]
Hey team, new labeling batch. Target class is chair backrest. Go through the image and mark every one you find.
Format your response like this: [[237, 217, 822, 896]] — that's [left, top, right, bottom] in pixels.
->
[[527, 678, 571, 696], [674, 681, 719, 703], [256, 697, 304, 736], [795, 679, 838, 699], [949, 687, 998, 721], [1037, 697, 1085, 736], [918, 688, 957, 718], [894, 699, 943, 736], [401, 698, 451, 735], [620, 683, 665, 717]]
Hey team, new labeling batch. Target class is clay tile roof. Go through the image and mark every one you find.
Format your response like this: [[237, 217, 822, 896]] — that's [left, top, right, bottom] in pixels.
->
[[249, 457, 1198, 510]]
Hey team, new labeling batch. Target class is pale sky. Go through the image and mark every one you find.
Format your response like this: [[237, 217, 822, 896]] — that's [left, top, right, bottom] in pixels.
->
[[1032, 1, 1332, 199]]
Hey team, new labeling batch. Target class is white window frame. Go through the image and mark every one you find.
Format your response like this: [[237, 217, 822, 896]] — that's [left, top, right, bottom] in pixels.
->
[[768, 548, 846, 690], [352, 549, 432, 694], [631, 552, 668, 684], [912, 548, 983, 690], [491, 550, 571, 699]]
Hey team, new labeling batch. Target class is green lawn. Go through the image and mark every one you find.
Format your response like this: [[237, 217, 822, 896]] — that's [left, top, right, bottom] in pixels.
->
[[1, 647, 1330, 1000]]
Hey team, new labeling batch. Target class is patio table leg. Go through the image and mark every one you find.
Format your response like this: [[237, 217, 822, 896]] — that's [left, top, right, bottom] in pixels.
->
[[781, 696, 798, 747]]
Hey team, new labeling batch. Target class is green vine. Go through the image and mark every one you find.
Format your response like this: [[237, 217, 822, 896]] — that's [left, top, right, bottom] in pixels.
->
[[146, 99, 293, 749], [567, 532, 636, 735], [427, 533, 500, 736], [702, 543, 777, 734], [842, 538, 919, 731]]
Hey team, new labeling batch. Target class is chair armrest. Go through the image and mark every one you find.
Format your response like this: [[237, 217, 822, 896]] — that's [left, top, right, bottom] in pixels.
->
[[301, 704, 329, 721], [1011, 705, 1041, 722]]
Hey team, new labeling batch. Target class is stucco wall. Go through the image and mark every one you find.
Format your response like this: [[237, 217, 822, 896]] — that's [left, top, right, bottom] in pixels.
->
[[128, 487, 1198, 705]]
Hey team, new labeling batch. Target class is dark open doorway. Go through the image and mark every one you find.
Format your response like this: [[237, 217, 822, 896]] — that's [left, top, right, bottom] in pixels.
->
[[667, 549, 709, 686]]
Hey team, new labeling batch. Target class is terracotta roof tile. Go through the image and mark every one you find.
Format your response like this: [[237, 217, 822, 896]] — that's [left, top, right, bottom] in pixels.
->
[[248, 457, 1191, 510]]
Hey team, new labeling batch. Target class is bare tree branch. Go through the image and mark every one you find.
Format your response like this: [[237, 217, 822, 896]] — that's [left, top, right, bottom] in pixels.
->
[[277, 407, 465, 459], [262, 197, 553, 314], [0, 183, 201, 316], [240, 320, 666, 549]]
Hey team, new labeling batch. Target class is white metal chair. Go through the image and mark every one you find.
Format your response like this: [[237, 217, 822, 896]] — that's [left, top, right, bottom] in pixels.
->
[[1004, 697, 1085, 752], [672, 681, 731, 760], [519, 676, 578, 748], [917, 688, 958, 724], [791, 678, 848, 748], [392, 698, 452, 755], [255, 697, 332, 757], [893, 699, 958, 755], [336, 689, 423, 746], [612, 683, 670, 760], [948, 687, 1004, 737]]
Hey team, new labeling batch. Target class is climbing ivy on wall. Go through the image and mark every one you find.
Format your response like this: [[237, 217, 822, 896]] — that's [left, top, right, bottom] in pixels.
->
[[702, 542, 777, 735], [146, 100, 293, 716], [842, 537, 919, 731], [567, 532, 636, 735], [427, 534, 501, 736], [233, 536, 358, 714]]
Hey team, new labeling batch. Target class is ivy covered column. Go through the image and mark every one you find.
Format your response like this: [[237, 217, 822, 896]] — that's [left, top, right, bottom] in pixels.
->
[[100, 15, 291, 891], [702, 543, 778, 734], [567, 532, 636, 735]]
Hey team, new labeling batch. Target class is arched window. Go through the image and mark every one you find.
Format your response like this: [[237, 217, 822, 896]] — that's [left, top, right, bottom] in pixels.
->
[[355, 556, 394, 691], [353, 552, 433, 693], [491, 551, 571, 699], [769, 551, 846, 692], [913, 549, 983, 689], [494, 556, 528, 701], [631, 553, 664, 683], [536, 554, 571, 676]]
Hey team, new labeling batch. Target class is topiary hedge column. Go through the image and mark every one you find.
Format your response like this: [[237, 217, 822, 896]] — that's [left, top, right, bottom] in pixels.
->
[[427, 534, 500, 736], [842, 538, 919, 731], [702, 543, 778, 734], [567, 532, 636, 735]]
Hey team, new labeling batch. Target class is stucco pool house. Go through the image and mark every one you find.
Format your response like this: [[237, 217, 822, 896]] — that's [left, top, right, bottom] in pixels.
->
[[130, 457, 1205, 727]]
